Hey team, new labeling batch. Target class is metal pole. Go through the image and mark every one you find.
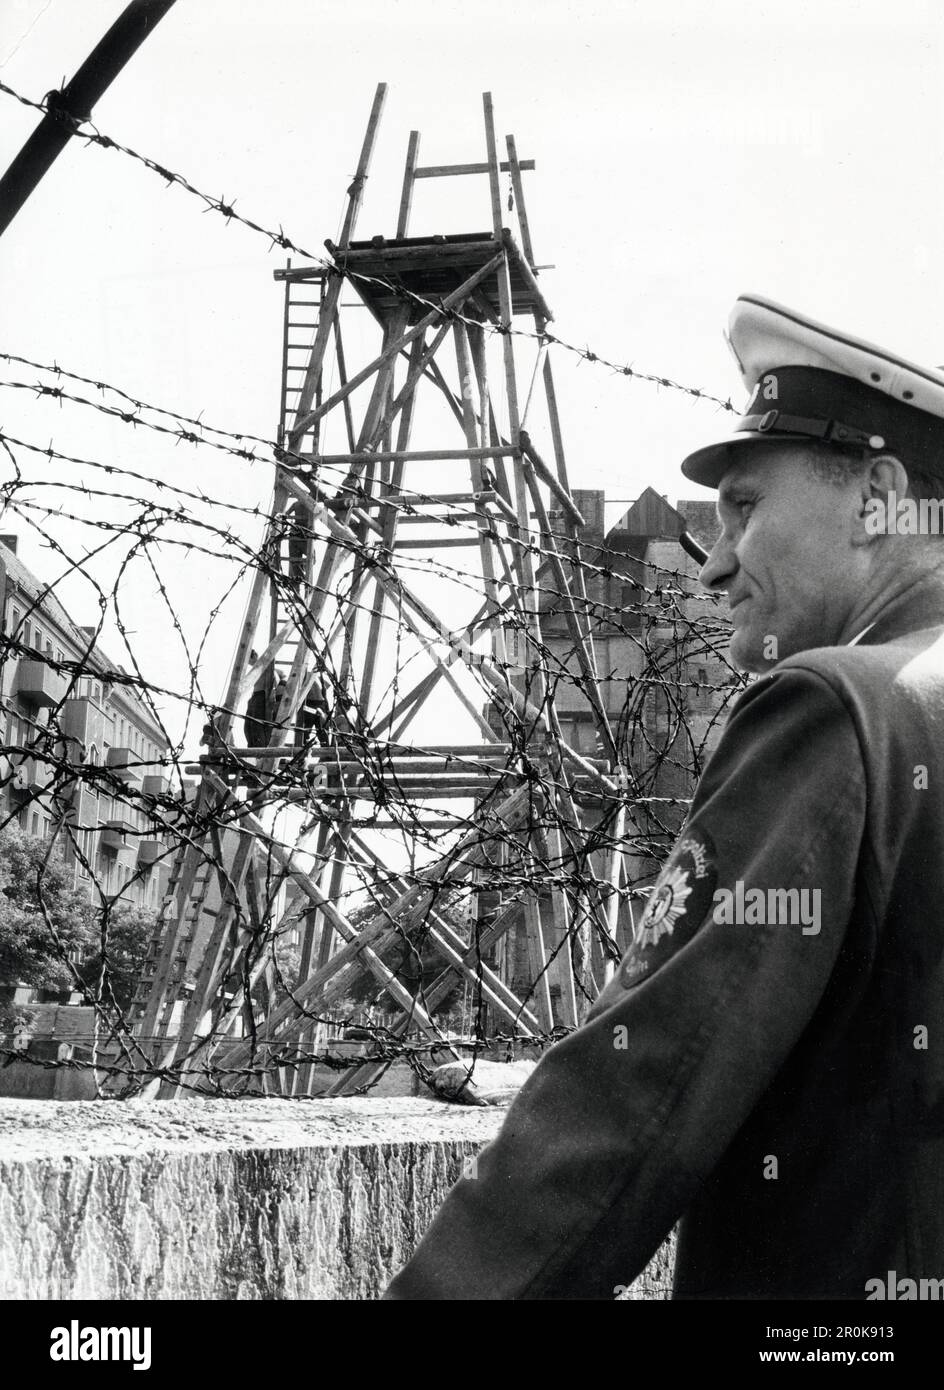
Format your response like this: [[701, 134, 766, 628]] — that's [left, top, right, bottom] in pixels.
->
[[0, 0, 177, 238]]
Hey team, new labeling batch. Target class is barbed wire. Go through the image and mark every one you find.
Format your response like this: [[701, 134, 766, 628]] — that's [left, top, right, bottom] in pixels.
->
[[0, 429, 738, 1104], [0, 77, 738, 418], [0, 464, 740, 1097], [0, 72, 748, 1100]]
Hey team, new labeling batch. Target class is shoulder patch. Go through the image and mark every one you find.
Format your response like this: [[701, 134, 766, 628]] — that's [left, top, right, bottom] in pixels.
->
[[620, 828, 718, 989]]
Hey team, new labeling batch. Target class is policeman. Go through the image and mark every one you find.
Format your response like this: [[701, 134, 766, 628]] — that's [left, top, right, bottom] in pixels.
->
[[384, 294, 944, 1300]]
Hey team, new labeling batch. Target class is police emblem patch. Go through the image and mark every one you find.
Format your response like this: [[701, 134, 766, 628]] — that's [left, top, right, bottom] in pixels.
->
[[620, 828, 718, 989], [638, 866, 693, 947]]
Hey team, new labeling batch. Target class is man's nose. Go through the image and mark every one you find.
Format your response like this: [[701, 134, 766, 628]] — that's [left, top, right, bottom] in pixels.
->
[[698, 535, 737, 593]]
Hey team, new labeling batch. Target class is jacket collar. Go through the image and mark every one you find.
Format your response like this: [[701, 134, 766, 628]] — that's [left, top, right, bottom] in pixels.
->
[[854, 578, 944, 646]]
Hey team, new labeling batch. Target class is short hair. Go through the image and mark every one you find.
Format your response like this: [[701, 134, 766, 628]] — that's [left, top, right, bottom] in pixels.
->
[[805, 441, 944, 506]]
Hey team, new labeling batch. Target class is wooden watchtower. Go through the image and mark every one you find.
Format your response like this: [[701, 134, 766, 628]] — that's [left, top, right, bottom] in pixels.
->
[[130, 84, 627, 1097]]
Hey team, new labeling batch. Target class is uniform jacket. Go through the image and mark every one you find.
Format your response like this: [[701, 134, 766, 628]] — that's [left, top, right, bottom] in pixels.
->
[[385, 583, 944, 1300]]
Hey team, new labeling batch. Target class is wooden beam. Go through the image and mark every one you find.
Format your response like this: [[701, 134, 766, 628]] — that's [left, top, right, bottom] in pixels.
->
[[358, 331, 424, 717], [483, 91, 542, 683], [299, 446, 517, 465], [291, 252, 504, 441], [199, 773, 454, 1046], [602, 800, 627, 986], [414, 159, 535, 178], [332, 316, 357, 453], [393, 537, 480, 549], [226, 782, 542, 1061], [505, 134, 536, 269], [326, 491, 495, 511], [396, 129, 422, 238], [284, 85, 387, 449], [338, 82, 387, 251], [326, 893, 537, 1095], [501, 229, 554, 323], [368, 319, 453, 448], [523, 887, 555, 1033], [518, 429, 585, 527], [345, 833, 541, 1034]]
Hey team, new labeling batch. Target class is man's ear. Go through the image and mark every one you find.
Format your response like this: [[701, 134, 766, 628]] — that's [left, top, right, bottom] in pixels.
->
[[852, 454, 910, 546]]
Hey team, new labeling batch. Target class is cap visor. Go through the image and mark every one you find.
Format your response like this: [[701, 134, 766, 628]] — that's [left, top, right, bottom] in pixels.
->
[[680, 431, 799, 487]]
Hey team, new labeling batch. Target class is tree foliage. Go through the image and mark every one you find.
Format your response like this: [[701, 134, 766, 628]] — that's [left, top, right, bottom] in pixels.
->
[[76, 903, 155, 1015], [0, 825, 94, 994], [0, 825, 157, 1019]]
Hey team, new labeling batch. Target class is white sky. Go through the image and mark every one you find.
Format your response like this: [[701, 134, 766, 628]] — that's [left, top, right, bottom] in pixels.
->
[[2, 0, 943, 756]]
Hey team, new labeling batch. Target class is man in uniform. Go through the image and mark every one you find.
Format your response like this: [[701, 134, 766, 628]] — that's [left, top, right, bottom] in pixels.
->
[[384, 295, 944, 1300]]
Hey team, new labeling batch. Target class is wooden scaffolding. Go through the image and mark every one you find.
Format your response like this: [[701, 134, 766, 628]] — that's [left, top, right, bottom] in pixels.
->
[[130, 83, 628, 1097]]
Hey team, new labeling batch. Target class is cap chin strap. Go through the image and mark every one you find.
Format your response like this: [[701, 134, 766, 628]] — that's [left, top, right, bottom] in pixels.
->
[[737, 410, 886, 451]]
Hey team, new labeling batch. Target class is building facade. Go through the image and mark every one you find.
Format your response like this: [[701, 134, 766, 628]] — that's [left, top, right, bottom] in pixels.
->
[[0, 534, 172, 913], [481, 489, 737, 1018]]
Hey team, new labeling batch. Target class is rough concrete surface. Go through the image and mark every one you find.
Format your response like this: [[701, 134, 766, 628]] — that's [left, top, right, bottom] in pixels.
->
[[0, 1098, 673, 1300]]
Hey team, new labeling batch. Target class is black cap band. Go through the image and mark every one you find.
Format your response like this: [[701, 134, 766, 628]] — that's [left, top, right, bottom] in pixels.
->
[[738, 367, 944, 474]]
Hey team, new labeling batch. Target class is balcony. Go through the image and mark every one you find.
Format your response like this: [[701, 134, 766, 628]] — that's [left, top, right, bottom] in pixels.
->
[[5, 754, 53, 794], [106, 747, 142, 784], [137, 840, 163, 866], [141, 774, 170, 797], [61, 696, 104, 746], [14, 660, 68, 708], [100, 815, 137, 852]]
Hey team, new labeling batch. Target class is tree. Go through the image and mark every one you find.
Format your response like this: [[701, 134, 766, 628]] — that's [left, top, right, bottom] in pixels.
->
[[0, 826, 159, 1022], [75, 903, 156, 1015], [0, 824, 95, 998]]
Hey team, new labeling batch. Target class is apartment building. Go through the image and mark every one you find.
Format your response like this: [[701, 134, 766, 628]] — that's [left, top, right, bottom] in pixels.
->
[[0, 534, 172, 912]]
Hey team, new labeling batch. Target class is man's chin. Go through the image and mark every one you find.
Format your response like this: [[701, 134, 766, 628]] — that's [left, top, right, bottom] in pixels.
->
[[729, 629, 778, 674]]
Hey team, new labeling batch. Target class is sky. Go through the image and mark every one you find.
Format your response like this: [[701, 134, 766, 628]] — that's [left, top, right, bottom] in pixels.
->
[[2, 0, 944, 758]]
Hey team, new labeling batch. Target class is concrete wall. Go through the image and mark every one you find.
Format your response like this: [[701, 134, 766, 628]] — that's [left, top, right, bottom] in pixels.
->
[[0, 1098, 674, 1300], [0, 1057, 97, 1101]]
